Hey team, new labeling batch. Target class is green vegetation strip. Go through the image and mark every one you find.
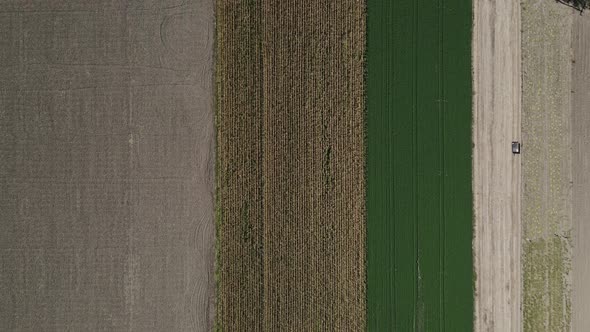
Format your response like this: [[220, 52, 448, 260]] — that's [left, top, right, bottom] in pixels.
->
[[366, 0, 473, 330]]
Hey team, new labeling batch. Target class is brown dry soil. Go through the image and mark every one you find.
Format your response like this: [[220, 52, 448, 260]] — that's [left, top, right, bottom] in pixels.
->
[[215, 0, 366, 331], [0, 1, 215, 331]]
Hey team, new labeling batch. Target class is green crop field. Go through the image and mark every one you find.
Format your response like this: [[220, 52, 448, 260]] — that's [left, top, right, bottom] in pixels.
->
[[366, 0, 474, 330]]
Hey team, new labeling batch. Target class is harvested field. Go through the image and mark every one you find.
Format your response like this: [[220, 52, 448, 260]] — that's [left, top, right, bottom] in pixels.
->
[[0, 0, 216, 330], [215, 0, 366, 330]]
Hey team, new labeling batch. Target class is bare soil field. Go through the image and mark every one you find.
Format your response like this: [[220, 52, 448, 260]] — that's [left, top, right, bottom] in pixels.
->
[[0, 1, 215, 330], [215, 0, 365, 330]]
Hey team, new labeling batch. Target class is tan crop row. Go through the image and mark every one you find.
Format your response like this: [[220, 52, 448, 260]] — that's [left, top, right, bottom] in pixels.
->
[[216, 0, 366, 330]]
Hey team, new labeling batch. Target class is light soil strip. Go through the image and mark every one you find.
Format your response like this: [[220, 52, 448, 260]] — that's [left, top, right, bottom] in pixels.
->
[[473, 0, 522, 330], [572, 11, 590, 332], [521, 1, 573, 330]]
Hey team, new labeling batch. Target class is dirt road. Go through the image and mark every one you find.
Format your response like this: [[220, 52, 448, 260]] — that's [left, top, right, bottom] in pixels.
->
[[572, 11, 590, 332], [473, 0, 522, 330], [0, 1, 215, 330]]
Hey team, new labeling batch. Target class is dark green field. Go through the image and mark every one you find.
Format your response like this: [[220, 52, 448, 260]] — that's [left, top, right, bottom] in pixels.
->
[[366, 0, 473, 330]]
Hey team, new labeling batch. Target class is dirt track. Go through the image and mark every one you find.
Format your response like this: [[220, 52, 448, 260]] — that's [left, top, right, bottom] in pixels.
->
[[473, 0, 522, 330], [572, 11, 590, 332], [0, 1, 215, 330]]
